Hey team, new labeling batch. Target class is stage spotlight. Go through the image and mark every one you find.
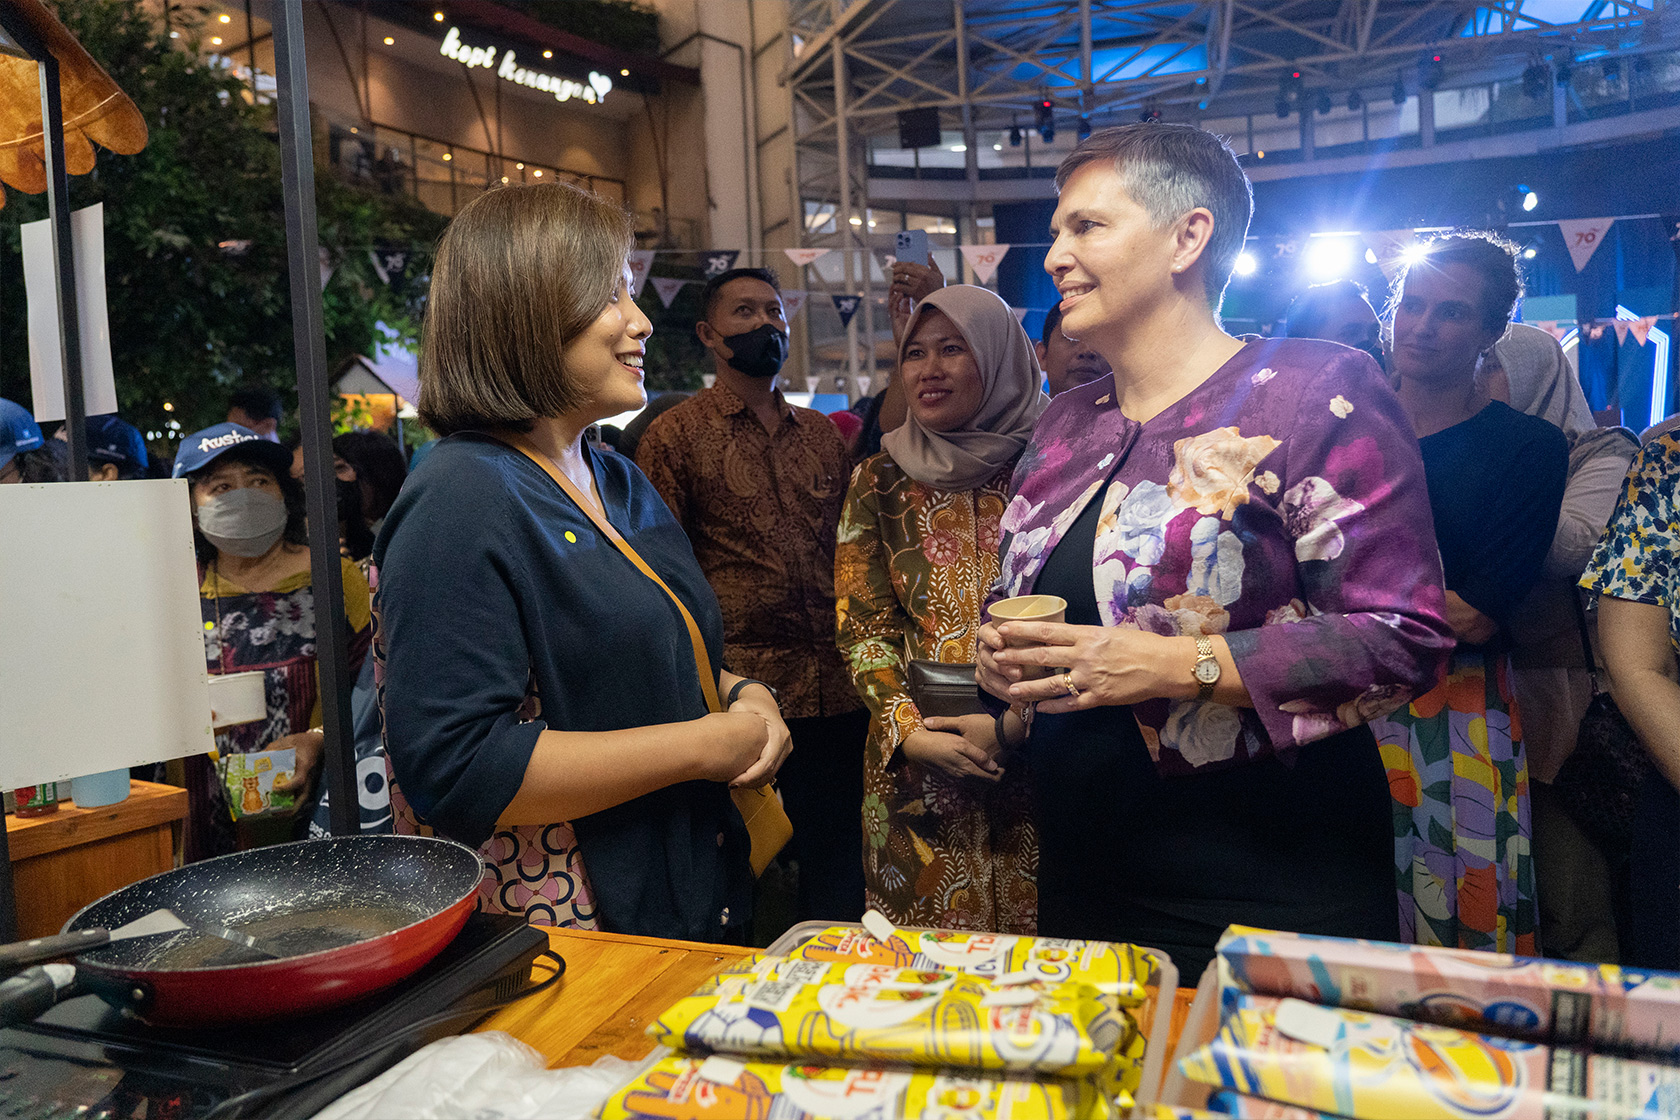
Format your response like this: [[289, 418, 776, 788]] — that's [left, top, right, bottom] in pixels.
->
[[1036, 97, 1055, 143], [1040, 120, 1055, 143], [1522, 61, 1549, 99], [1306, 238, 1356, 281], [1347, 89, 1363, 112], [1315, 89, 1332, 115], [1523, 247, 1538, 259], [1009, 126, 1022, 146], [1400, 243, 1431, 266], [1602, 57, 1621, 83], [1392, 74, 1407, 104], [1276, 98, 1291, 119], [1234, 252, 1258, 277], [1079, 116, 1094, 139], [1522, 189, 1538, 211], [1137, 108, 1161, 124], [1555, 59, 1573, 86], [1365, 248, 1378, 265]]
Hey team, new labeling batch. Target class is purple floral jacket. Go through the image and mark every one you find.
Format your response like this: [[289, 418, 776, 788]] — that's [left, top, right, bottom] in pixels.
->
[[989, 337, 1453, 775]]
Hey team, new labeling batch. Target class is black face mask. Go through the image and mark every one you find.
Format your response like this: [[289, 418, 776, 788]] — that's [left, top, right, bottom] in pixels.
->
[[720, 324, 788, 379]]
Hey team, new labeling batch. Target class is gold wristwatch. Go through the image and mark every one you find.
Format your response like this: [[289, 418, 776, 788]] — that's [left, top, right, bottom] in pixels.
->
[[1192, 636, 1220, 702]]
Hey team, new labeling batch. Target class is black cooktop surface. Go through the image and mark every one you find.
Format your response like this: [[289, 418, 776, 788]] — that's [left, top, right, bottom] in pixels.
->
[[0, 911, 551, 1119]]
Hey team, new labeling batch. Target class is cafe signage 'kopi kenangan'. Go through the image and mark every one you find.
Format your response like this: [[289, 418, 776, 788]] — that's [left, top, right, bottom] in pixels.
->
[[438, 26, 613, 105]]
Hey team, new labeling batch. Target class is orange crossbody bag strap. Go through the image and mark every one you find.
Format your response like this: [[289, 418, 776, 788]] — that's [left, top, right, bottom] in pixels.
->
[[499, 435, 724, 713]]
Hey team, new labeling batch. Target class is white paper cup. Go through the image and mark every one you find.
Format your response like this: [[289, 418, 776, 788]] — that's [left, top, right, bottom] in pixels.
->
[[986, 595, 1068, 680], [208, 671, 267, 729]]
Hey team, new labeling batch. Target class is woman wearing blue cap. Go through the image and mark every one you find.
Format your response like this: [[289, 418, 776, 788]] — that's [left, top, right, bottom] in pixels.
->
[[0, 398, 67, 484], [173, 421, 372, 860]]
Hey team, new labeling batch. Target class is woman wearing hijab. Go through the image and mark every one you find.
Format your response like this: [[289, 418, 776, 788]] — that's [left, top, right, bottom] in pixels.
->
[[836, 284, 1048, 933], [1485, 323, 1638, 960]]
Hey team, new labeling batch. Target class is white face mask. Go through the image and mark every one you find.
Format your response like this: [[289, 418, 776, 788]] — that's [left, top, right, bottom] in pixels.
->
[[196, 488, 289, 557]]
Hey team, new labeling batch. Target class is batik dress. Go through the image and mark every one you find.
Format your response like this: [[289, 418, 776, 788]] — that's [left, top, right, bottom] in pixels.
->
[[195, 557, 371, 861], [836, 452, 1038, 934]]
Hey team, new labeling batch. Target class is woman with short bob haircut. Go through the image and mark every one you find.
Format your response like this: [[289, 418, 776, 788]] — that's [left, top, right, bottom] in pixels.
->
[[375, 184, 791, 940], [976, 124, 1454, 974]]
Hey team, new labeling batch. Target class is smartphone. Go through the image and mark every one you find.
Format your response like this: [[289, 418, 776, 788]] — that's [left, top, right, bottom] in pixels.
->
[[895, 228, 930, 266]]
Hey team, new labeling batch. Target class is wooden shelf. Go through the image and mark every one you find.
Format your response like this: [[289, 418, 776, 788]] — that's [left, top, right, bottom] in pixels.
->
[[6, 780, 187, 938]]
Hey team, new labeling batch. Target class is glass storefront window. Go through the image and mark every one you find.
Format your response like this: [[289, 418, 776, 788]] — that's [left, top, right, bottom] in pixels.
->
[[1365, 95, 1420, 140]]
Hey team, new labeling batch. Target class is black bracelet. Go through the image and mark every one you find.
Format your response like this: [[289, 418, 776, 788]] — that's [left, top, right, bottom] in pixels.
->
[[726, 678, 776, 706]]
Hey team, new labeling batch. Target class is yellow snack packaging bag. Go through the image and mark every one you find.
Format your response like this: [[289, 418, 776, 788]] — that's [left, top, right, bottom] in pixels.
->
[[785, 926, 1155, 1005], [648, 954, 1134, 1081], [598, 1053, 1120, 1119]]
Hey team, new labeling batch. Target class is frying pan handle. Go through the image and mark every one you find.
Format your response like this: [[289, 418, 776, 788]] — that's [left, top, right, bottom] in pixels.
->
[[0, 929, 110, 974], [0, 964, 77, 1027]]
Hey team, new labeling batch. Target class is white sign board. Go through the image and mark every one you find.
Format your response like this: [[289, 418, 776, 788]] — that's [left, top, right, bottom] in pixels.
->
[[22, 203, 118, 422], [0, 480, 214, 787]]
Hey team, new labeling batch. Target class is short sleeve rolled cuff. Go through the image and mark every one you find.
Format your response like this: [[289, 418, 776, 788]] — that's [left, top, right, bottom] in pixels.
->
[[1581, 432, 1680, 653]]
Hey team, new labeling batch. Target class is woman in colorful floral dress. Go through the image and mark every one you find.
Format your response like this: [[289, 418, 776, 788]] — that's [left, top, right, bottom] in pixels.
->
[[837, 284, 1048, 932], [975, 125, 1455, 977], [1368, 234, 1566, 956]]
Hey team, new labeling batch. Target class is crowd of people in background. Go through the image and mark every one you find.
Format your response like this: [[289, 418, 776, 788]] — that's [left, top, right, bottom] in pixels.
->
[[4, 119, 1677, 978]]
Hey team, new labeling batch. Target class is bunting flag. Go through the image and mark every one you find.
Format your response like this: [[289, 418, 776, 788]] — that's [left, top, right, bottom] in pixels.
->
[[701, 374, 717, 389], [805, 377, 821, 394], [1362, 229, 1416, 278], [783, 247, 831, 267], [781, 289, 809, 319], [1558, 218, 1614, 272], [651, 276, 688, 308], [1011, 307, 1030, 323], [1631, 316, 1657, 346], [961, 244, 1010, 284], [856, 375, 872, 397], [1613, 321, 1630, 345], [833, 294, 862, 328], [702, 250, 741, 278], [627, 250, 656, 298]]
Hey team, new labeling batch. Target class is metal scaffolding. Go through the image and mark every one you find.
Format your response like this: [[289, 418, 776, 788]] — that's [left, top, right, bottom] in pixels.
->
[[779, 0, 1668, 384]]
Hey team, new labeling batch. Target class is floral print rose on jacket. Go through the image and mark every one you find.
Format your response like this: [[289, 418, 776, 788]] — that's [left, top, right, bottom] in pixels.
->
[[989, 337, 1454, 775]]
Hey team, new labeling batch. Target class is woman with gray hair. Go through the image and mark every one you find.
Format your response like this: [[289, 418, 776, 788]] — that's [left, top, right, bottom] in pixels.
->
[[974, 124, 1453, 974]]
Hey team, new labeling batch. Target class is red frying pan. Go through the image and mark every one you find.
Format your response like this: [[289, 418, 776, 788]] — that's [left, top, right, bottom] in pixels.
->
[[0, 834, 483, 1028]]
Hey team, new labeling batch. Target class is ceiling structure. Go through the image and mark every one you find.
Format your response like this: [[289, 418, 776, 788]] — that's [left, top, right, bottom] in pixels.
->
[[778, 0, 1670, 375]]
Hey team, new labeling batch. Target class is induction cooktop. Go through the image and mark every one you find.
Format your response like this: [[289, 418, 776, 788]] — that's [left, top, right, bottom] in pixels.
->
[[0, 911, 552, 1119]]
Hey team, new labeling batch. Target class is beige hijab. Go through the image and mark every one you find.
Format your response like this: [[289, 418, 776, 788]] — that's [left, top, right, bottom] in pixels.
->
[[1491, 322, 1597, 440], [882, 285, 1049, 491]]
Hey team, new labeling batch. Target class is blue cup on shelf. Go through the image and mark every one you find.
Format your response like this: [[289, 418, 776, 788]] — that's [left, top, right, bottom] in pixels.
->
[[70, 769, 130, 808]]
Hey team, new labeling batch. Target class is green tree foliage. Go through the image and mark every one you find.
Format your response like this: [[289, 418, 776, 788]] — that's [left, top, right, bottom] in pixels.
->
[[0, 0, 446, 441]]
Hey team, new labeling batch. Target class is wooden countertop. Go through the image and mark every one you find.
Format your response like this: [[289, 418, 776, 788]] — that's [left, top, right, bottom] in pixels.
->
[[477, 926, 1199, 1069], [6, 780, 187, 862]]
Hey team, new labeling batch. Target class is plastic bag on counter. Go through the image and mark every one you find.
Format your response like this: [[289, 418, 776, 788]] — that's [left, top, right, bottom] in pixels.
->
[[785, 925, 1155, 1003], [599, 1052, 1124, 1119], [308, 1031, 647, 1120], [647, 953, 1137, 1083], [1177, 993, 1680, 1120]]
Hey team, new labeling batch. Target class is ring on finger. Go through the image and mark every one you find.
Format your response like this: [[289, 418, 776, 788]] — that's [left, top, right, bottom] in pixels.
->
[[1062, 671, 1080, 698]]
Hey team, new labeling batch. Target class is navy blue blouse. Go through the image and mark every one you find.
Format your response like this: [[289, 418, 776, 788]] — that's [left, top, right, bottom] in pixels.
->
[[1417, 401, 1568, 626], [373, 434, 752, 941]]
